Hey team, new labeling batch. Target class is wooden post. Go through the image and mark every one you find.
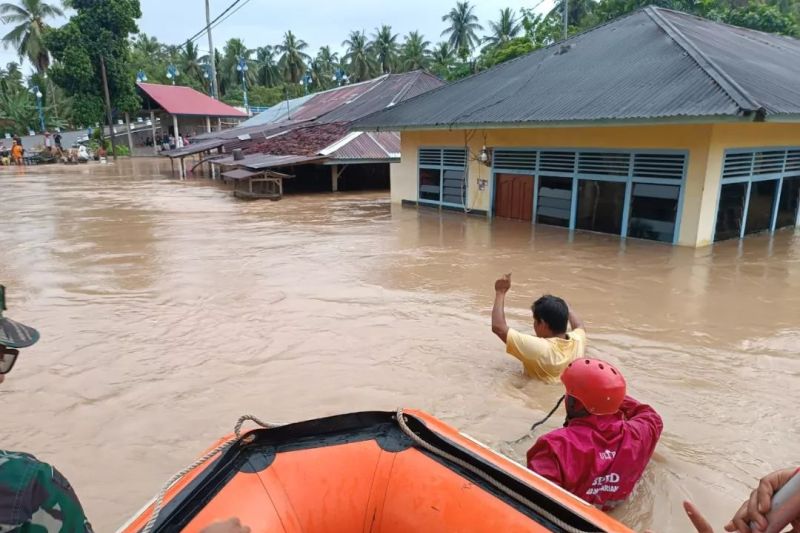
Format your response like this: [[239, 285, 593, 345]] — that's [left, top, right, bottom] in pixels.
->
[[150, 110, 157, 156], [99, 55, 117, 161], [331, 165, 339, 192], [124, 112, 134, 155], [170, 158, 174, 174], [206, 116, 212, 133]]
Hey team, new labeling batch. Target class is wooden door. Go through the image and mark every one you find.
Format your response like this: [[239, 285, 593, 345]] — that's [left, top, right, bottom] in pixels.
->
[[494, 173, 534, 221]]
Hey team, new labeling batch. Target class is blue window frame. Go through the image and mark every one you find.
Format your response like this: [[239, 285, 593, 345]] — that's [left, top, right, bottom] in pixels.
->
[[713, 148, 800, 242], [417, 148, 468, 208], [490, 148, 688, 244]]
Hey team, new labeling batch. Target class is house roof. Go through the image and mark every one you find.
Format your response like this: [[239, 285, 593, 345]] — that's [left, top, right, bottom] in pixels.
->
[[137, 83, 247, 118], [321, 131, 401, 161], [215, 153, 322, 170], [353, 7, 800, 131], [168, 71, 442, 164]]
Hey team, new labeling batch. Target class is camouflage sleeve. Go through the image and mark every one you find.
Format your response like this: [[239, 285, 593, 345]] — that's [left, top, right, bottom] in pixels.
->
[[0, 451, 93, 533]]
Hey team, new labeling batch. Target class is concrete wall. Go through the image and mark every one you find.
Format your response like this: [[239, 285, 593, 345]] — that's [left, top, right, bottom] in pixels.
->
[[394, 122, 800, 247]]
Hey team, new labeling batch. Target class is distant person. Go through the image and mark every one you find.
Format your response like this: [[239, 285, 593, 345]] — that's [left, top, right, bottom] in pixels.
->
[[527, 358, 663, 510], [44, 131, 52, 152], [54, 132, 63, 151], [0, 285, 94, 532], [11, 140, 23, 165], [491, 273, 586, 382]]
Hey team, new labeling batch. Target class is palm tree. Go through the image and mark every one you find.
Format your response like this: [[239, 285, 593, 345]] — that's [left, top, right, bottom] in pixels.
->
[[485, 8, 522, 46], [0, 0, 63, 73], [400, 31, 431, 71], [370, 24, 399, 74], [276, 31, 310, 84], [441, 1, 483, 61], [181, 40, 204, 85], [132, 33, 162, 59], [313, 46, 338, 89], [430, 42, 455, 77], [255, 45, 280, 87], [342, 30, 375, 82], [222, 38, 255, 89]]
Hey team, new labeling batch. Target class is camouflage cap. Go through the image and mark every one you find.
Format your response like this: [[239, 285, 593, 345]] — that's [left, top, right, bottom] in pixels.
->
[[0, 317, 39, 348]]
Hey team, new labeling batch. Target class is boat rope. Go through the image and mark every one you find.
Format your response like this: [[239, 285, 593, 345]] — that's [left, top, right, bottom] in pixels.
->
[[395, 408, 595, 533], [140, 414, 278, 533]]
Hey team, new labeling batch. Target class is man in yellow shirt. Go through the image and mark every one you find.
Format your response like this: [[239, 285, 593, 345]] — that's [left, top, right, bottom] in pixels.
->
[[491, 274, 586, 383]]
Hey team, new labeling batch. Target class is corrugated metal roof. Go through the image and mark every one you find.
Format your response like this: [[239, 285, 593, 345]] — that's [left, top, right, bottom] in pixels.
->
[[164, 139, 225, 158], [659, 9, 800, 116], [214, 153, 321, 169], [325, 131, 401, 161], [170, 72, 441, 163], [354, 7, 800, 130], [236, 94, 315, 128], [318, 71, 444, 124], [137, 83, 247, 117]]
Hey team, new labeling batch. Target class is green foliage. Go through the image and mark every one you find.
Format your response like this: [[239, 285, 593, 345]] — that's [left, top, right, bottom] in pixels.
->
[[46, 0, 141, 126], [222, 83, 304, 108], [479, 37, 535, 69]]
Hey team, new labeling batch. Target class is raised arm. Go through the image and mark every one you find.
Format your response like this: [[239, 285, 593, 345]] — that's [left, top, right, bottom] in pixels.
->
[[568, 308, 585, 332], [491, 274, 511, 343]]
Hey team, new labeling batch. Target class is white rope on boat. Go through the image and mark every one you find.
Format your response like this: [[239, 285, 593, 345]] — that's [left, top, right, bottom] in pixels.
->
[[394, 408, 597, 533], [140, 415, 278, 533]]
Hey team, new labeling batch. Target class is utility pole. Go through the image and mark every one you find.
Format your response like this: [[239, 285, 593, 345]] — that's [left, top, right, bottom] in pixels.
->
[[206, 0, 219, 99], [99, 55, 118, 161], [563, 0, 569, 40]]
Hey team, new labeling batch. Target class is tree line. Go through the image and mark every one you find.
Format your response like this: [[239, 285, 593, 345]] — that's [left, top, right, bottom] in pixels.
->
[[1, 0, 799, 135]]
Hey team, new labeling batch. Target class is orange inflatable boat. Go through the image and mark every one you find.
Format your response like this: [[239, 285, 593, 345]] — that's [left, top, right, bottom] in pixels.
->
[[119, 409, 632, 533]]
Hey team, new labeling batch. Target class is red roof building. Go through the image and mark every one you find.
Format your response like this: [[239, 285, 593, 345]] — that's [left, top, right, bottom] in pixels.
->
[[136, 83, 246, 155], [137, 83, 246, 118]]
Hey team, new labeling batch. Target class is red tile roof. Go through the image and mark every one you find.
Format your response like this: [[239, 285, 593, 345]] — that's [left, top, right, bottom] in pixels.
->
[[137, 83, 247, 118]]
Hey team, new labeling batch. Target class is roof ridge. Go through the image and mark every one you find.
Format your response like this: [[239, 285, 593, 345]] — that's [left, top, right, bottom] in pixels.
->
[[645, 6, 763, 116], [387, 70, 422, 107]]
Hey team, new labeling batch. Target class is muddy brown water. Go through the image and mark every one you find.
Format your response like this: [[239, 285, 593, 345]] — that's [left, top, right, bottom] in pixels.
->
[[1, 159, 798, 532]]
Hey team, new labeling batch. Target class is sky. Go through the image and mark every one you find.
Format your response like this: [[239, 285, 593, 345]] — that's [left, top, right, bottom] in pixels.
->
[[0, 0, 555, 75]]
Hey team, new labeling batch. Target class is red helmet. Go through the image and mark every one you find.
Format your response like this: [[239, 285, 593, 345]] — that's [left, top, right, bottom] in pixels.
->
[[561, 358, 626, 415]]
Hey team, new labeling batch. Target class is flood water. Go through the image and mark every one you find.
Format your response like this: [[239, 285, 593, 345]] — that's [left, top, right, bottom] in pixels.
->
[[1, 159, 798, 532]]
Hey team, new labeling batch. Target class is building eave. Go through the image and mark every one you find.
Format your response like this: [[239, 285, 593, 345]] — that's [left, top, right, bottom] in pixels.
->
[[354, 114, 756, 132]]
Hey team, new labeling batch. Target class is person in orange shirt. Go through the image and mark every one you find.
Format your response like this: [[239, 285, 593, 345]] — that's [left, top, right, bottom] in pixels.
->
[[10, 140, 23, 165]]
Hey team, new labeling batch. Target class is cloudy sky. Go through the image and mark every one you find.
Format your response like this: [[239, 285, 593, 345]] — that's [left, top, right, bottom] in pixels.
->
[[1, 0, 555, 74]]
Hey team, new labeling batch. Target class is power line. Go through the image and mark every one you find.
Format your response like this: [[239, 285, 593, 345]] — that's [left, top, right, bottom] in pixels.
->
[[179, 0, 250, 49]]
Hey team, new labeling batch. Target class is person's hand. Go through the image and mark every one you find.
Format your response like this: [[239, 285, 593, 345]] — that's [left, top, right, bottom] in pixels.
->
[[495, 273, 511, 294], [685, 501, 715, 533], [643, 501, 714, 533], [199, 517, 251, 533], [725, 468, 799, 533]]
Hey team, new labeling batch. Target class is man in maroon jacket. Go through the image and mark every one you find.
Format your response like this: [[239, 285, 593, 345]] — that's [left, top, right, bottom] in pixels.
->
[[527, 358, 663, 510]]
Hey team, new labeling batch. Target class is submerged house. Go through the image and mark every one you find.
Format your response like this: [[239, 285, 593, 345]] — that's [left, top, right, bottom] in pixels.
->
[[354, 7, 800, 247], [168, 71, 443, 193]]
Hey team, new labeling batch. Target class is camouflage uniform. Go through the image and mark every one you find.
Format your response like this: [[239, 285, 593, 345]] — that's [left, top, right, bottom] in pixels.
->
[[0, 450, 92, 533]]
